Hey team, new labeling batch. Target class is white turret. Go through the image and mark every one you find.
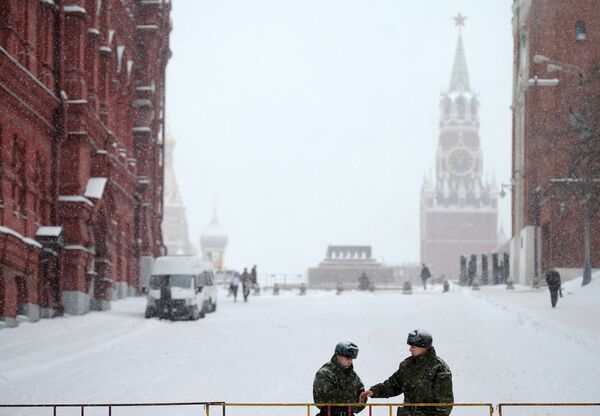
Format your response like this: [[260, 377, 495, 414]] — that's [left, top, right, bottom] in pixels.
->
[[200, 211, 228, 271]]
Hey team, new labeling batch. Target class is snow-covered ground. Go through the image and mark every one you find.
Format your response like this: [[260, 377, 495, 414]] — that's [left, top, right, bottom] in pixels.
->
[[1, 273, 599, 416]]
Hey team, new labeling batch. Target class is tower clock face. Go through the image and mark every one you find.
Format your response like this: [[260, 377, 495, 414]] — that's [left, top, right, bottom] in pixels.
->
[[446, 147, 475, 176]]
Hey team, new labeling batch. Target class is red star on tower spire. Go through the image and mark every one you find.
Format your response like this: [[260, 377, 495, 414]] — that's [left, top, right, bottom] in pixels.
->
[[453, 13, 467, 27]]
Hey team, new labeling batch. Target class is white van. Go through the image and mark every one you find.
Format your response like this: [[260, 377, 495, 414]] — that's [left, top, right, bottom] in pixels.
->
[[144, 256, 218, 320]]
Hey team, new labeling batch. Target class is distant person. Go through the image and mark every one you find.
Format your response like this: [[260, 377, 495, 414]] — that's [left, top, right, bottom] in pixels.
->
[[159, 276, 172, 319], [251, 265, 258, 285], [358, 272, 370, 291], [420, 264, 431, 290], [360, 329, 454, 416], [230, 273, 241, 302], [545, 269, 562, 308], [313, 341, 366, 416], [241, 268, 252, 302]]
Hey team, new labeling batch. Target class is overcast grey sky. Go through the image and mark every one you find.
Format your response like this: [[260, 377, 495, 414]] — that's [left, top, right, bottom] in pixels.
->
[[166, 0, 513, 275]]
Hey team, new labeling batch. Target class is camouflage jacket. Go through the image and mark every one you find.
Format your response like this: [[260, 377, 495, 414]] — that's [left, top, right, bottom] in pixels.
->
[[369, 348, 453, 416], [313, 356, 366, 415]]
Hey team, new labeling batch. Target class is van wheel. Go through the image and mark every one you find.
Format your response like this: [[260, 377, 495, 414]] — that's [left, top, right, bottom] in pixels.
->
[[199, 307, 206, 319], [145, 308, 155, 319], [190, 306, 201, 321]]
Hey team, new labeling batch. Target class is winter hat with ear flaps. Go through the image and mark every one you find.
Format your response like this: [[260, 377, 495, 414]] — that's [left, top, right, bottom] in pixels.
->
[[335, 341, 359, 359], [407, 329, 433, 349]]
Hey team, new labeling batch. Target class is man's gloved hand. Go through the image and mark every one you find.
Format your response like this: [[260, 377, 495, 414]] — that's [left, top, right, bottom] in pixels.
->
[[359, 390, 374, 402]]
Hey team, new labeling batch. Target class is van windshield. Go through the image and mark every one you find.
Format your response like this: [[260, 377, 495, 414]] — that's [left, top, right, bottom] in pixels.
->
[[149, 275, 193, 289], [169, 275, 193, 288]]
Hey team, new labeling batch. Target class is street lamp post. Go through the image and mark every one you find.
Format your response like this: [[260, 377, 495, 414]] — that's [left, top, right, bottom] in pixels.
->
[[534, 54, 593, 286]]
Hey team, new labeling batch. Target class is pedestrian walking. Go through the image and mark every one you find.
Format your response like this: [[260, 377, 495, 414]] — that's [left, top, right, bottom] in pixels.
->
[[251, 265, 258, 285], [359, 329, 454, 416], [313, 341, 366, 416], [159, 276, 172, 319], [241, 268, 252, 302], [545, 269, 562, 308], [420, 264, 431, 290], [230, 273, 241, 302]]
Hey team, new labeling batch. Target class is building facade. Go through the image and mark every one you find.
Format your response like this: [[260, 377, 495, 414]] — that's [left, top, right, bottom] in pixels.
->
[[0, 0, 170, 327], [308, 245, 394, 289], [511, 0, 600, 284], [420, 18, 498, 279], [162, 134, 194, 256]]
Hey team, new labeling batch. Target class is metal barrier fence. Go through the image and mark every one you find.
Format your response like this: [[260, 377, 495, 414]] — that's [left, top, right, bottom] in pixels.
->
[[4, 402, 600, 416], [223, 403, 493, 416], [0, 401, 223, 416], [497, 403, 600, 416], [0, 402, 492, 416]]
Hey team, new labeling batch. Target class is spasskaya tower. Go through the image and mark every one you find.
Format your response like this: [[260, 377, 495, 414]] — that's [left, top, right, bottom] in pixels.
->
[[420, 15, 498, 278]]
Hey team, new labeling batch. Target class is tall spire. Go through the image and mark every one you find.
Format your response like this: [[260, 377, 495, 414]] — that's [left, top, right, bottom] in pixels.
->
[[449, 14, 471, 93]]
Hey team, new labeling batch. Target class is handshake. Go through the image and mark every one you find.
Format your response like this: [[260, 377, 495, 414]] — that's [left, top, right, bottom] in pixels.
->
[[359, 390, 374, 402]]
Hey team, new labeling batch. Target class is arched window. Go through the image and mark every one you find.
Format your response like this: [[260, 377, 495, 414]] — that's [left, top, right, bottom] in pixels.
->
[[470, 97, 478, 118], [456, 96, 466, 117], [33, 152, 44, 224], [575, 21, 587, 41], [0, 124, 4, 208], [11, 135, 26, 215], [443, 97, 451, 120]]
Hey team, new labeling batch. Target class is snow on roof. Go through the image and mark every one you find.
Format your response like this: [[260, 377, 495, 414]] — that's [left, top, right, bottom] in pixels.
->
[[152, 256, 213, 276], [58, 195, 94, 207], [0, 226, 43, 249], [64, 245, 95, 254], [117, 46, 125, 73], [35, 226, 63, 237], [84, 178, 108, 199], [63, 5, 87, 14], [127, 60, 134, 83]]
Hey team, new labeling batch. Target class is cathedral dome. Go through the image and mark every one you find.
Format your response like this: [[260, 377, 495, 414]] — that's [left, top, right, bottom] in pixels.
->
[[200, 212, 228, 250]]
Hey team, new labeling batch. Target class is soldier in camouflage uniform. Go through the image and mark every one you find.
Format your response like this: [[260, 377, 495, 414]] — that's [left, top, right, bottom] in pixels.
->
[[360, 330, 453, 416], [313, 341, 366, 416]]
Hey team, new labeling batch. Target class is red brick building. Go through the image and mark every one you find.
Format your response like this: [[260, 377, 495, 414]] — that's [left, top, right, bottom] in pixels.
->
[[0, 0, 170, 327], [511, 0, 600, 284], [420, 19, 499, 279]]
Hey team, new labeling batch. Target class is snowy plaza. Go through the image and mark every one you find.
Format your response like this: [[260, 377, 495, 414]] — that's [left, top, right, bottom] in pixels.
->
[[1, 275, 599, 416]]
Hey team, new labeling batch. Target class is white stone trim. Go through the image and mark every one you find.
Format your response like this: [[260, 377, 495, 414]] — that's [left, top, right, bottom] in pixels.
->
[[0, 226, 43, 249], [133, 99, 153, 108], [64, 244, 95, 254], [63, 4, 87, 14], [58, 195, 94, 207], [0, 46, 59, 102]]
